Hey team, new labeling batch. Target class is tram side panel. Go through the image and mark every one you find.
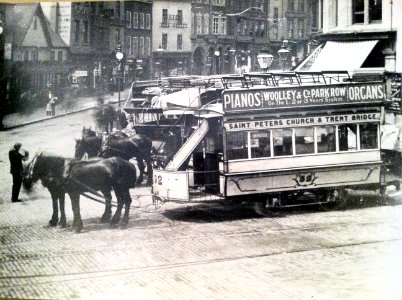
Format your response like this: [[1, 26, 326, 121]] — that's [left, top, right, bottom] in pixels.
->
[[221, 112, 382, 198], [221, 160, 381, 197]]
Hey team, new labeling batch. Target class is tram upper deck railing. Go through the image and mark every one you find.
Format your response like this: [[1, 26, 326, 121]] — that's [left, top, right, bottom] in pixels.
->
[[222, 70, 354, 90]]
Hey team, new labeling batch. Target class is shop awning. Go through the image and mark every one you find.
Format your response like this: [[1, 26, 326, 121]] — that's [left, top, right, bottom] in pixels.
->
[[308, 40, 378, 71]]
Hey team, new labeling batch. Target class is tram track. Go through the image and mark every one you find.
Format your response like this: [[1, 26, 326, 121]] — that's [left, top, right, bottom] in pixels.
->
[[1, 237, 401, 289], [1, 209, 400, 266]]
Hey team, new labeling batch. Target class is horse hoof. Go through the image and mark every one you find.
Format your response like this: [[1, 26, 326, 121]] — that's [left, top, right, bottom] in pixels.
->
[[100, 215, 111, 223], [59, 221, 67, 228], [110, 222, 119, 229], [120, 222, 128, 229], [49, 220, 58, 227]]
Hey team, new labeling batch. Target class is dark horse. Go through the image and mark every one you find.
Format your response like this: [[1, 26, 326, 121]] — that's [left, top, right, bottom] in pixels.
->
[[75, 136, 103, 158], [24, 152, 136, 232], [99, 133, 153, 185]]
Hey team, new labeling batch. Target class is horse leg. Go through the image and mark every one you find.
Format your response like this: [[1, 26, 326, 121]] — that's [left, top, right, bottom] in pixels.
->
[[58, 192, 66, 228], [49, 190, 59, 227], [120, 189, 132, 229], [136, 157, 145, 184], [100, 189, 112, 223], [69, 193, 83, 233], [110, 189, 123, 228], [145, 157, 153, 186]]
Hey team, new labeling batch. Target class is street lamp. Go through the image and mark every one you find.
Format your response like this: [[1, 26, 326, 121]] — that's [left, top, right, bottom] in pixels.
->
[[155, 44, 164, 79], [115, 43, 124, 112], [214, 50, 220, 74], [257, 48, 274, 72], [277, 40, 290, 71]]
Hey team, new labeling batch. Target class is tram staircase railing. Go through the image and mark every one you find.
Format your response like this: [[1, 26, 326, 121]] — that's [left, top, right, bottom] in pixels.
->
[[165, 119, 209, 171]]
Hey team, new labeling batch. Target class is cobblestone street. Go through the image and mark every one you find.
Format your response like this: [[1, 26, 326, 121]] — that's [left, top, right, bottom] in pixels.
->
[[1, 111, 402, 300]]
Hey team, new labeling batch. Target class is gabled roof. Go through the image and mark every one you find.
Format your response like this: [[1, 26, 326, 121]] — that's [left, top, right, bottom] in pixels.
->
[[13, 3, 67, 48]]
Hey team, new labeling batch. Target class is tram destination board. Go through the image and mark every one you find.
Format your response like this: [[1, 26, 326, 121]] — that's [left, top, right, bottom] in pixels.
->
[[222, 83, 385, 112]]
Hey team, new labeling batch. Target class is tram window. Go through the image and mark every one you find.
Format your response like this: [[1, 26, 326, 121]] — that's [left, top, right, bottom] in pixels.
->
[[338, 124, 357, 151], [250, 131, 271, 158], [317, 126, 336, 153], [273, 129, 293, 156], [360, 123, 378, 149], [295, 127, 314, 155], [226, 131, 248, 160]]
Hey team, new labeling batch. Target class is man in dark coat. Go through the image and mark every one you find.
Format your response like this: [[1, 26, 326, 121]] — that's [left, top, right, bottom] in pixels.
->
[[9, 143, 28, 202]]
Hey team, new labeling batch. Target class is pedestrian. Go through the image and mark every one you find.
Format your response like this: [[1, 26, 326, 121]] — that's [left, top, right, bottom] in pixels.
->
[[9, 143, 29, 203], [50, 97, 57, 116], [46, 101, 52, 116]]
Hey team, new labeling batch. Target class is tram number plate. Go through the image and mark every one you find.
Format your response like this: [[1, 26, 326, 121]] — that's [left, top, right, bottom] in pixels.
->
[[154, 174, 163, 185], [294, 173, 317, 187]]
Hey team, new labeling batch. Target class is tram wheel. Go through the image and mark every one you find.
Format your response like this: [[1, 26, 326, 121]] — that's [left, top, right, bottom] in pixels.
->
[[318, 189, 348, 211], [253, 199, 281, 217]]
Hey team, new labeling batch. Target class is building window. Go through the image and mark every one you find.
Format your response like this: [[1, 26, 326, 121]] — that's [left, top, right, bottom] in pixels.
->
[[162, 33, 167, 50], [146, 37, 151, 56], [213, 17, 219, 34], [220, 18, 227, 35], [273, 7, 279, 20], [352, 0, 381, 24], [288, 0, 295, 11], [57, 51, 63, 61], [197, 13, 202, 34], [177, 10, 183, 26], [162, 9, 168, 26], [140, 13, 145, 29], [370, 0, 382, 23], [298, 0, 305, 12], [115, 1, 120, 19], [74, 20, 80, 43], [177, 34, 182, 50], [126, 11, 132, 28], [139, 37, 144, 56], [352, 0, 364, 23], [127, 36, 132, 55], [298, 19, 304, 38], [115, 28, 120, 44], [288, 19, 294, 38], [50, 51, 55, 61], [83, 21, 89, 44], [33, 49, 38, 61], [132, 37, 138, 57], [133, 12, 139, 28], [146, 14, 151, 29], [203, 13, 209, 34]]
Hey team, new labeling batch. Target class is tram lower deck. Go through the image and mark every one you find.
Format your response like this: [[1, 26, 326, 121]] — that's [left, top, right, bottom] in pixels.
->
[[151, 73, 398, 211]]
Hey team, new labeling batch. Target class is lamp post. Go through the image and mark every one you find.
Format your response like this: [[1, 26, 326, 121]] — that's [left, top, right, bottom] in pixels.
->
[[155, 45, 164, 79], [257, 48, 274, 72], [214, 50, 220, 74], [277, 40, 290, 71], [115, 43, 124, 113]]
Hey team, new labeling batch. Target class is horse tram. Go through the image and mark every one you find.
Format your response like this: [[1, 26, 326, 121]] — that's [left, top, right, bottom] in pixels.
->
[[151, 70, 401, 215]]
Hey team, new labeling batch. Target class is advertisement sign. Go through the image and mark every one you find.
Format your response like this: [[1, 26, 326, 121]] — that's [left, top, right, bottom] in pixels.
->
[[222, 83, 385, 112], [224, 113, 381, 131]]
